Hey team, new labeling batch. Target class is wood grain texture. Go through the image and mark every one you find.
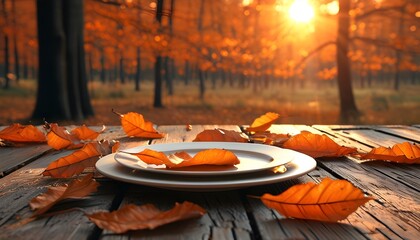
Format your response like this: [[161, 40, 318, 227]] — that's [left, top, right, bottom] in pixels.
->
[[1, 125, 419, 240]]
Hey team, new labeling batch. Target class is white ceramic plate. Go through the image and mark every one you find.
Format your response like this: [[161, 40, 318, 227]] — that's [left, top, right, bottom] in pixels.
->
[[114, 142, 295, 176], [96, 150, 316, 191]]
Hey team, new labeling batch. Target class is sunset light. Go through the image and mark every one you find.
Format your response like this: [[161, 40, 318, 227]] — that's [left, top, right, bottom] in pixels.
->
[[289, 0, 315, 23]]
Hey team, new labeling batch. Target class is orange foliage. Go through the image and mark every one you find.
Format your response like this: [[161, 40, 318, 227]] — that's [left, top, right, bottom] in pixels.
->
[[282, 131, 357, 158], [246, 112, 280, 132], [86, 201, 206, 234], [29, 174, 99, 216], [360, 142, 420, 164], [0, 123, 46, 143], [114, 111, 164, 139], [260, 178, 374, 222], [43, 141, 117, 178]]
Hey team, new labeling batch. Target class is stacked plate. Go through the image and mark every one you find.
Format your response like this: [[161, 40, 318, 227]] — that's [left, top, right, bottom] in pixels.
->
[[95, 142, 316, 191]]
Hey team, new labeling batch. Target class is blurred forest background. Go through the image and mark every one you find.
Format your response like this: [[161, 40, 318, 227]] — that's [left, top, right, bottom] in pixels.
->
[[0, 0, 419, 125]]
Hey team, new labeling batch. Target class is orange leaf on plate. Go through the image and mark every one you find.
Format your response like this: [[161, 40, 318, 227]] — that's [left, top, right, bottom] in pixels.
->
[[43, 141, 117, 178], [29, 174, 99, 216], [246, 112, 279, 132], [260, 178, 374, 222], [360, 142, 420, 164], [45, 123, 81, 150], [193, 128, 248, 142], [114, 111, 164, 139], [86, 201, 206, 234], [133, 148, 240, 169], [0, 123, 46, 143], [282, 131, 357, 158], [71, 125, 105, 141]]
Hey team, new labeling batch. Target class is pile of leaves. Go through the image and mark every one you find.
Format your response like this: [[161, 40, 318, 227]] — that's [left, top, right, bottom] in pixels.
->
[[1, 111, 419, 234]]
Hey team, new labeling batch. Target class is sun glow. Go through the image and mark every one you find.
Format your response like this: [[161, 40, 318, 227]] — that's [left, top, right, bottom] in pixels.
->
[[289, 0, 315, 23]]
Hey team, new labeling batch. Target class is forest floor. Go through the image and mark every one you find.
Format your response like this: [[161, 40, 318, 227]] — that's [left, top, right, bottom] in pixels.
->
[[1, 79, 419, 126]]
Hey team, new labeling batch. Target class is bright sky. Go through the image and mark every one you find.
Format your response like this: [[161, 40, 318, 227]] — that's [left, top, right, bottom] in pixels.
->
[[289, 0, 315, 23]]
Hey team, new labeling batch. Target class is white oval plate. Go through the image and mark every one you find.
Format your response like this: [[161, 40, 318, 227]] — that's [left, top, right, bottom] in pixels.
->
[[96, 150, 316, 191], [114, 142, 295, 176]]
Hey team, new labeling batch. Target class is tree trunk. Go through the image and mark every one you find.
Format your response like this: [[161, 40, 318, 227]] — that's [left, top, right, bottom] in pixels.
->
[[135, 46, 141, 91], [119, 53, 125, 84], [336, 0, 359, 120], [153, 0, 164, 107], [2, 0, 11, 89], [11, 0, 20, 82], [100, 49, 105, 83], [32, 0, 94, 122], [154, 56, 163, 107]]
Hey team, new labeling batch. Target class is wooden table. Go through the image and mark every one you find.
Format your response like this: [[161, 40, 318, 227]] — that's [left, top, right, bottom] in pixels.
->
[[1, 124, 419, 239]]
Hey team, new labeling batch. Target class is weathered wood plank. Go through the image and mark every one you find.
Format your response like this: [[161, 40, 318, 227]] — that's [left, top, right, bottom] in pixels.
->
[[242, 166, 407, 240], [0, 127, 145, 239], [264, 125, 420, 239], [98, 125, 252, 239], [0, 144, 52, 177]]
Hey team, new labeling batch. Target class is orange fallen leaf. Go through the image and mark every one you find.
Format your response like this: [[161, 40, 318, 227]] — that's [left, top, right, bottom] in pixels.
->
[[86, 201, 206, 234], [45, 123, 81, 150], [29, 174, 99, 216], [0, 123, 46, 143], [71, 125, 105, 141], [43, 141, 117, 178], [260, 178, 374, 222], [246, 112, 279, 132], [133, 148, 240, 168], [282, 131, 357, 158], [193, 128, 248, 142], [114, 111, 164, 139], [250, 132, 290, 146], [360, 142, 420, 164]]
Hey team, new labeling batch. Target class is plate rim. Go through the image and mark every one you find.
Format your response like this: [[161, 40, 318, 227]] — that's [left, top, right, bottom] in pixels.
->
[[114, 142, 295, 176], [96, 150, 316, 191]]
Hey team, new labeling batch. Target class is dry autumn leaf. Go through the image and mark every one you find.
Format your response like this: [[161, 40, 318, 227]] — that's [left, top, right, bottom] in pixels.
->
[[282, 131, 357, 158], [250, 132, 290, 146], [29, 174, 99, 216], [43, 140, 118, 178], [360, 142, 420, 164], [45, 123, 82, 150], [0, 123, 46, 143], [133, 148, 240, 168], [86, 201, 206, 234], [114, 111, 164, 139], [71, 125, 105, 141], [260, 178, 374, 222], [246, 112, 279, 132], [193, 128, 248, 142]]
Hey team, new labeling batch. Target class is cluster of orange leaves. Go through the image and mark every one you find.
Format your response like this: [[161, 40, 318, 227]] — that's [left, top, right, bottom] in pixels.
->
[[1, 111, 419, 233]]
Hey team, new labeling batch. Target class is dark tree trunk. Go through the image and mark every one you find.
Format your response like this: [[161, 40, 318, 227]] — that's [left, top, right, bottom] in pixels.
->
[[12, 0, 20, 82], [135, 46, 141, 91], [184, 60, 190, 85], [32, 0, 94, 122], [394, 7, 405, 91], [154, 56, 163, 107], [337, 0, 358, 120], [164, 57, 173, 95], [2, 0, 11, 89], [23, 53, 29, 79], [100, 49, 105, 83], [198, 69, 205, 100], [153, 0, 164, 107], [119, 53, 125, 84]]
